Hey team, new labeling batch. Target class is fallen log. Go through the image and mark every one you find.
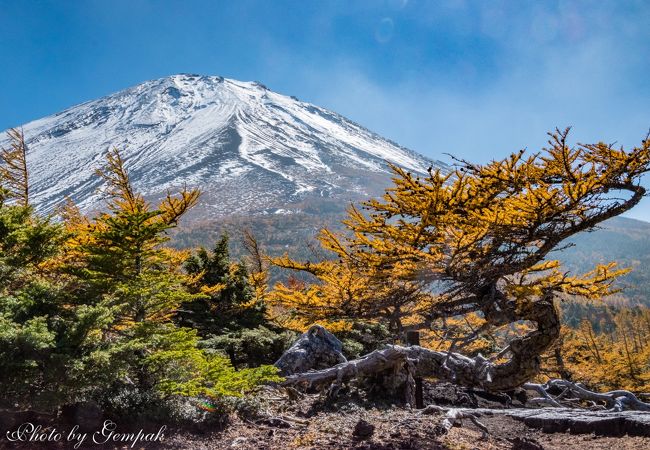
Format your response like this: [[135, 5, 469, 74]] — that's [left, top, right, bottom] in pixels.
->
[[453, 407, 650, 437], [412, 406, 650, 437]]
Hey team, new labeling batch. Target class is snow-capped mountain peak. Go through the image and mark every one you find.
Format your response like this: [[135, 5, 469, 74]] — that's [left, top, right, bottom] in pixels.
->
[[2, 74, 443, 218]]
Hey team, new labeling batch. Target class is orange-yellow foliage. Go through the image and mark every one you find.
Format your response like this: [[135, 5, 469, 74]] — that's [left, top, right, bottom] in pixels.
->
[[269, 128, 650, 350]]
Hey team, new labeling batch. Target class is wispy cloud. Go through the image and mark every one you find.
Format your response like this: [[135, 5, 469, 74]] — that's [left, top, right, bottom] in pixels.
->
[[1, 0, 648, 219], [259, 1, 650, 220]]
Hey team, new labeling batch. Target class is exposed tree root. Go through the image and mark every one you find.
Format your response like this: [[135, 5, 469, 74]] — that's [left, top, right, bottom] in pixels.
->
[[277, 324, 650, 412], [523, 379, 650, 412], [278, 341, 650, 412], [282, 343, 529, 393], [420, 404, 489, 439], [279, 299, 561, 393]]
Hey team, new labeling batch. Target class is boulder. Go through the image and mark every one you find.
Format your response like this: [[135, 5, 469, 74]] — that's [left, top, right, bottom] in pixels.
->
[[274, 325, 347, 376]]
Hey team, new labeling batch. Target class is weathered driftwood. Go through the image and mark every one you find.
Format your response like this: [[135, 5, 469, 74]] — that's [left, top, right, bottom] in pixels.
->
[[523, 379, 650, 412], [280, 343, 531, 394], [420, 404, 489, 439], [415, 406, 650, 437], [277, 323, 650, 412], [443, 407, 650, 437], [279, 299, 560, 394], [274, 325, 347, 376]]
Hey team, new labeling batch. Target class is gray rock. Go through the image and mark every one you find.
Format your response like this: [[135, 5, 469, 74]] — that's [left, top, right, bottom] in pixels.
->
[[274, 325, 347, 376], [462, 407, 650, 437]]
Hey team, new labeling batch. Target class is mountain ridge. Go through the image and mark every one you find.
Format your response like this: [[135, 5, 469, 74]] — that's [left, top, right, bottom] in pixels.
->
[[2, 74, 445, 219]]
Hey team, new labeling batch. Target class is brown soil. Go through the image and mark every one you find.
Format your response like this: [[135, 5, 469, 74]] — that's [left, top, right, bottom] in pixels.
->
[[154, 404, 650, 450], [2, 385, 649, 450]]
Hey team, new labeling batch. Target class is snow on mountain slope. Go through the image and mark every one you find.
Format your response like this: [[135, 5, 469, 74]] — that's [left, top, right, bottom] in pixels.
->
[[1, 74, 445, 219]]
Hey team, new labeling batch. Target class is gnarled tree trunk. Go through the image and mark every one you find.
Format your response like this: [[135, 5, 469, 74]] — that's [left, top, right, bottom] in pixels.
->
[[274, 298, 650, 412], [278, 298, 560, 393]]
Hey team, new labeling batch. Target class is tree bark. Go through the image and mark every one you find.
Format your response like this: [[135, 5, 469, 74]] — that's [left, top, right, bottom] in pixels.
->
[[279, 298, 560, 392]]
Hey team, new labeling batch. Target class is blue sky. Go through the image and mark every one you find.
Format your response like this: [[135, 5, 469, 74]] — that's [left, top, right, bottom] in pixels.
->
[[1, 0, 649, 220]]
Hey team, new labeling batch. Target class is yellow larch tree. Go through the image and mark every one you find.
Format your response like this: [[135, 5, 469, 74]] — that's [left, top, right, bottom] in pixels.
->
[[272, 128, 650, 391]]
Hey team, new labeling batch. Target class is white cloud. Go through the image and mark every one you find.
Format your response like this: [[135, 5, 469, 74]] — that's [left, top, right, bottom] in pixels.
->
[[258, 2, 650, 220]]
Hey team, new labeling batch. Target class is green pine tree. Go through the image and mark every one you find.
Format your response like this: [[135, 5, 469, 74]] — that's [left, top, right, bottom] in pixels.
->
[[179, 233, 266, 335], [0, 130, 112, 409], [1, 139, 281, 413], [65, 148, 280, 403]]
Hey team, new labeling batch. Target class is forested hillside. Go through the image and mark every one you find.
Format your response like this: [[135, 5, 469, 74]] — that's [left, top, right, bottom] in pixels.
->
[[562, 216, 650, 305]]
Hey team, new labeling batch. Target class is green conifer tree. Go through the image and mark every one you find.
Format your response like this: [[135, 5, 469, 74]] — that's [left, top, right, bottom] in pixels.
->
[[66, 149, 280, 402], [179, 233, 265, 335], [1, 139, 280, 413], [0, 130, 112, 409]]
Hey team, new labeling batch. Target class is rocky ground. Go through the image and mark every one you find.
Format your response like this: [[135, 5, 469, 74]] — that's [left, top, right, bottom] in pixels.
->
[[2, 382, 650, 449], [153, 403, 650, 449]]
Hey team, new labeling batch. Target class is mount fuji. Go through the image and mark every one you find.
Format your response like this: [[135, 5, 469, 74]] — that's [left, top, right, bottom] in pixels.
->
[[2, 74, 445, 220]]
